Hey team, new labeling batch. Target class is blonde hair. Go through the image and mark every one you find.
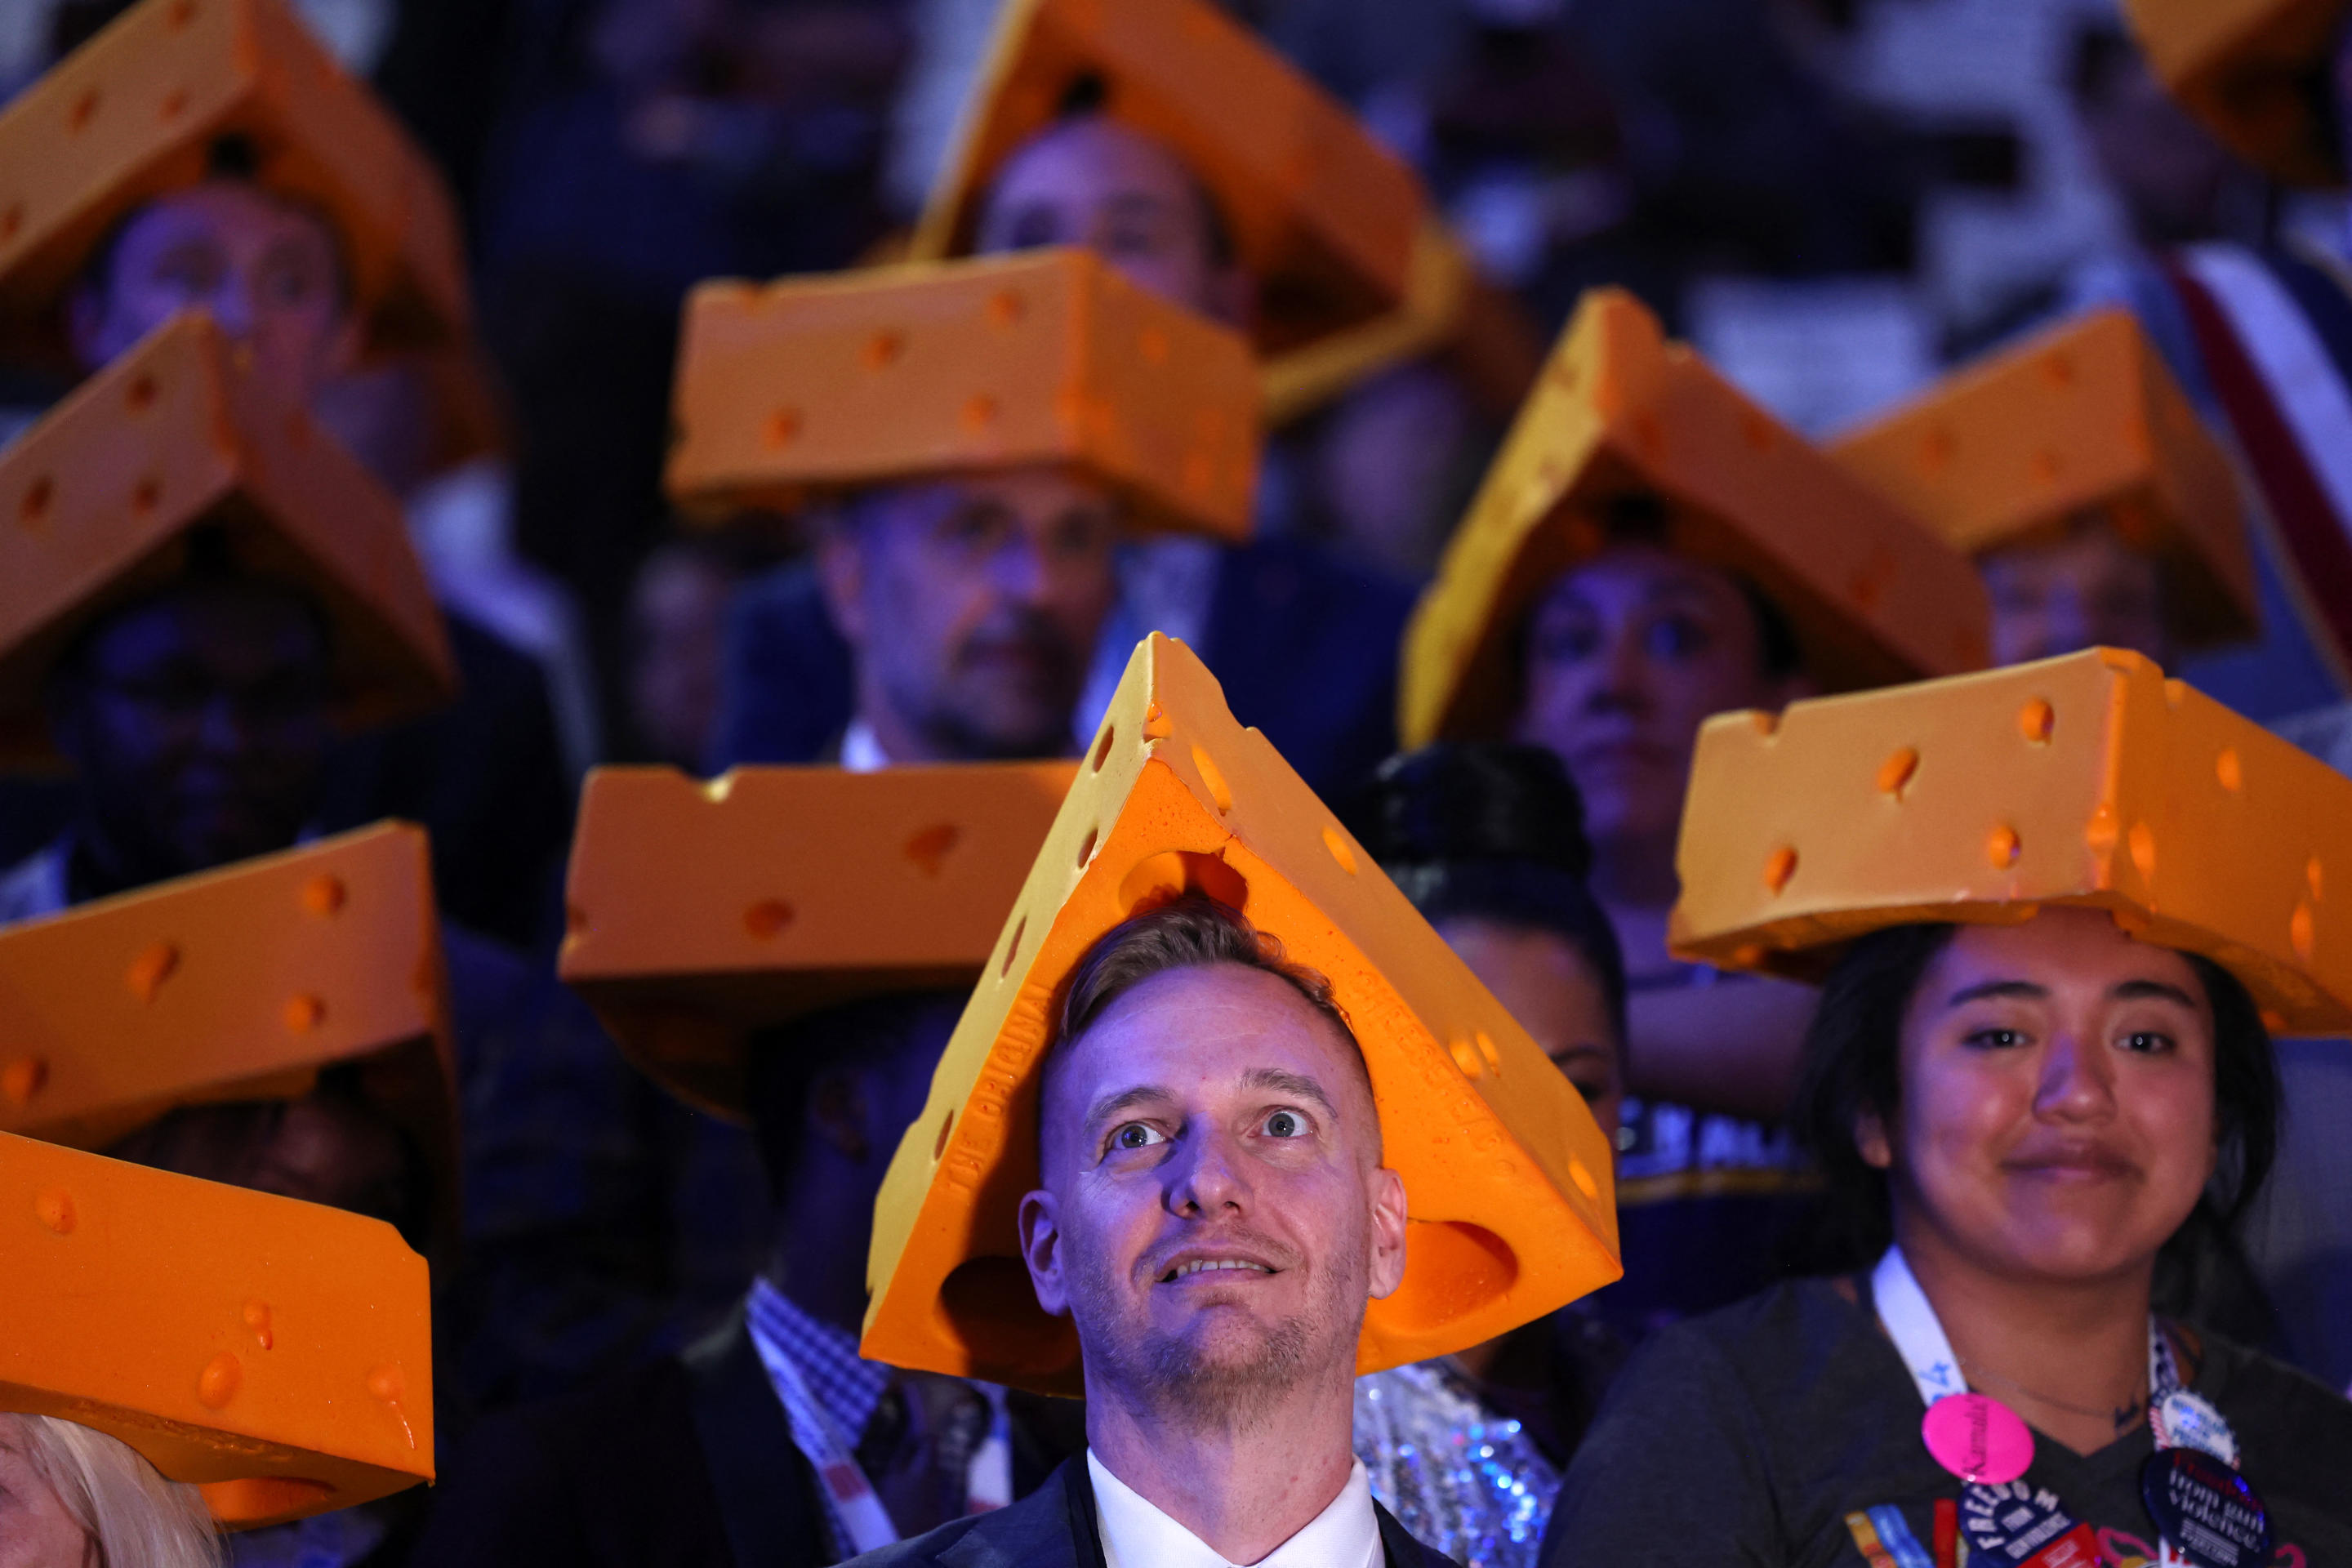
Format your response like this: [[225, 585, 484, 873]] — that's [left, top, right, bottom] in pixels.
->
[[1, 1413, 222, 1568]]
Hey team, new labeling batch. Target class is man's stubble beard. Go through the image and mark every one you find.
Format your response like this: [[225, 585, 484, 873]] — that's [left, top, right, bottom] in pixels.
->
[[1071, 1219, 1370, 1438], [903, 626, 1085, 761]]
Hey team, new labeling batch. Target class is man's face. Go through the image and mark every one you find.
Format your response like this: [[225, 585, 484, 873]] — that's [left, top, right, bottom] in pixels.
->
[[69, 181, 358, 398], [49, 579, 334, 881], [1515, 541, 1798, 854], [976, 115, 1250, 326], [818, 468, 1119, 761], [1020, 965, 1408, 1428], [1979, 516, 2170, 667]]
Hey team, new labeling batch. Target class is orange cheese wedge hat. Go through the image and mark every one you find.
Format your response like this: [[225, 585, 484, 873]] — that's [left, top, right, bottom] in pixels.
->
[[0, 310, 454, 765], [667, 247, 1259, 539], [908, 0, 1480, 424], [0, 0, 470, 364], [1831, 310, 2256, 648], [1401, 287, 1992, 749], [2, 1131, 434, 1530], [1669, 646, 2352, 1033], [2123, 0, 2349, 189], [861, 633, 1620, 1396], [0, 823, 458, 1229], [561, 760, 1076, 1118]]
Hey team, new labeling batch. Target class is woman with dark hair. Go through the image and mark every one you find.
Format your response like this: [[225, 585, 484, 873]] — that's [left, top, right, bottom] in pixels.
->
[[1541, 653, 2352, 1567], [1340, 742, 1631, 1568]]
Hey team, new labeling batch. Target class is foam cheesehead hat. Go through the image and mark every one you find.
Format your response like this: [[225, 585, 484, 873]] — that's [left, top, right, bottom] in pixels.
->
[[1832, 309, 2256, 648], [0, 310, 455, 765], [2123, 0, 2349, 188], [561, 761, 1076, 1118], [1670, 646, 2352, 1033], [861, 633, 1621, 1395], [666, 247, 1259, 539], [908, 0, 1488, 424], [1401, 287, 1992, 749], [2, 1130, 433, 1529], [0, 822, 459, 1234], [0, 0, 470, 363]]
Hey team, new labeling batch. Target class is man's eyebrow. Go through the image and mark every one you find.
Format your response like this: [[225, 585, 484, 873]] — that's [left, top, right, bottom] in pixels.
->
[[1082, 1085, 1172, 1129], [1241, 1067, 1336, 1116], [2113, 978, 2199, 1008], [1945, 979, 2047, 1008]]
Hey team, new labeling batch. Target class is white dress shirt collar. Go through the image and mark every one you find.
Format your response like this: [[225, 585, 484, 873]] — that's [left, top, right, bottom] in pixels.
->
[[1086, 1449, 1382, 1568], [840, 718, 891, 773]]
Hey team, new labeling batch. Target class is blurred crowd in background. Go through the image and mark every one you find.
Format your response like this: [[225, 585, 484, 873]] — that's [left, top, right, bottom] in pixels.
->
[[7, 0, 2311, 801]]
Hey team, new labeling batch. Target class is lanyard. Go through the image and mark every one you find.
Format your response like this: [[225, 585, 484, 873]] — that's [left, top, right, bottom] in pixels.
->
[[757, 1329, 904, 1557], [1873, 1246, 2179, 1418], [1873, 1247, 2256, 1568]]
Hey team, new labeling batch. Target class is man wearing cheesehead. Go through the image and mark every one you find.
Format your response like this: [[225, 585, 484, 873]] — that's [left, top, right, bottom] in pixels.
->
[[1833, 307, 2260, 675], [844, 631, 1621, 1566], [421, 764, 1074, 1565], [413, 251, 1263, 1565], [0, 309, 675, 1451], [1, 1130, 436, 1563], [0, 0, 568, 947], [666, 241, 1261, 774], [1401, 288, 1992, 1331], [712, 0, 1490, 798]]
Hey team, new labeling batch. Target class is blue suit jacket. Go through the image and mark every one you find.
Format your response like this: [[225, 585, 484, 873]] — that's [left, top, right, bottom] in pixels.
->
[[840, 1454, 1455, 1568], [710, 537, 1414, 803]]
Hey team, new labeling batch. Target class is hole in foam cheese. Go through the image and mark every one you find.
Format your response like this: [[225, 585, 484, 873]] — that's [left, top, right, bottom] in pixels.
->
[[861, 633, 1620, 1396], [1668, 645, 2352, 1035]]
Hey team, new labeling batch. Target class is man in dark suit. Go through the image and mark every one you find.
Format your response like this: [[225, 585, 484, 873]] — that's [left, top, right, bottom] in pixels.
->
[[844, 898, 1457, 1568], [710, 2, 1419, 803], [416, 989, 1044, 1566]]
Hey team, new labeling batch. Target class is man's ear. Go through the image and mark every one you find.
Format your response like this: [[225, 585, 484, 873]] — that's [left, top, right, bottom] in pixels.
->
[[1855, 1107, 1894, 1171], [814, 519, 869, 650], [806, 1068, 872, 1162], [1016, 1188, 1071, 1317], [1365, 1166, 1410, 1301]]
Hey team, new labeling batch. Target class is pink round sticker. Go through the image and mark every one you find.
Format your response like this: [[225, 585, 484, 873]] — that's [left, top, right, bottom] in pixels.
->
[[1921, 1393, 2034, 1485]]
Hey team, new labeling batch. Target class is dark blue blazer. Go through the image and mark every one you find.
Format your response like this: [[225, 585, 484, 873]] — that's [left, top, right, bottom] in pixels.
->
[[709, 537, 1414, 803], [840, 1454, 1455, 1568]]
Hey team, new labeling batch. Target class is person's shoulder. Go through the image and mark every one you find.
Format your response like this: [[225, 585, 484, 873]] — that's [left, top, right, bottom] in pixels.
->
[[2196, 1329, 2352, 1454], [841, 1464, 1082, 1568], [1638, 1275, 1869, 1365], [1597, 1275, 1891, 1433]]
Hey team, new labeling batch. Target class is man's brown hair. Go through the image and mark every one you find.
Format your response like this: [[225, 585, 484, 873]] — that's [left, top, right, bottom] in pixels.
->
[[1038, 894, 1373, 1152]]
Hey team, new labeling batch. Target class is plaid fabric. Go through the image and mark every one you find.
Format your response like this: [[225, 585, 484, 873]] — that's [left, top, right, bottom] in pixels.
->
[[745, 1278, 896, 1560], [745, 1277, 891, 1441]]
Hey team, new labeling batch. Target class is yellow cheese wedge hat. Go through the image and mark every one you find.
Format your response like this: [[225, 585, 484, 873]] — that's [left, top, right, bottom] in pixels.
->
[[1832, 309, 2256, 648], [666, 247, 1260, 539], [0, 823, 459, 1231], [2123, 0, 2348, 188], [2, 1131, 434, 1529], [561, 761, 1076, 1118], [1670, 646, 2352, 1032], [0, 310, 456, 765], [0, 0, 471, 363], [1401, 287, 1992, 749], [861, 633, 1620, 1395], [908, 0, 1485, 424]]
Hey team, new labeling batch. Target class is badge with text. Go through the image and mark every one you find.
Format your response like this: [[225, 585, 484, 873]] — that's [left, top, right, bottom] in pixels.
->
[[2150, 1392, 2238, 1468], [2140, 1449, 2270, 1568], [1960, 1482, 2104, 1568], [1924, 1392, 2036, 1485]]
